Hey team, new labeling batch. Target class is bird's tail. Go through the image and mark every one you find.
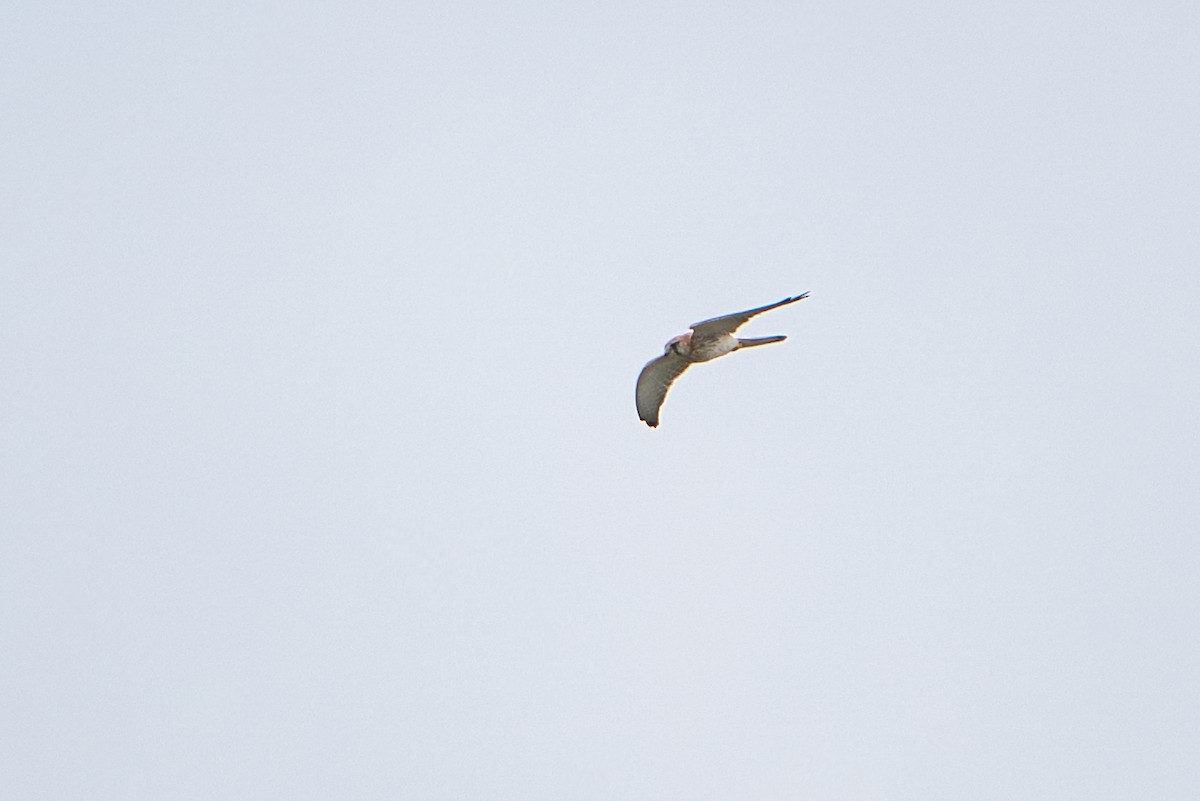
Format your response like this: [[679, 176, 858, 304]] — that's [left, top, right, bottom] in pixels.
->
[[736, 335, 786, 349]]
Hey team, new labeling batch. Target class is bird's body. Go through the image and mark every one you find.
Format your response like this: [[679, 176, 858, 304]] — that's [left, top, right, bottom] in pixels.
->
[[635, 293, 809, 427]]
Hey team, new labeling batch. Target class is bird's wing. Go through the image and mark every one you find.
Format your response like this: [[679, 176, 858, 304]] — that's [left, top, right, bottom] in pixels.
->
[[689, 293, 809, 339], [636, 351, 690, 428]]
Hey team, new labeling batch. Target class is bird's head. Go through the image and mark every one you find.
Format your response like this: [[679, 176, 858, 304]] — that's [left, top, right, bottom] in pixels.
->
[[665, 332, 691, 355]]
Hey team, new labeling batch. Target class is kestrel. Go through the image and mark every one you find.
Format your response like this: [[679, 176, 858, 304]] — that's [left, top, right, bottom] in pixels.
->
[[635, 293, 809, 427]]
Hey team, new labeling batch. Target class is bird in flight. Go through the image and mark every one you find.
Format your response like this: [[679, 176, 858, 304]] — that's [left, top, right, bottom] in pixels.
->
[[635, 293, 809, 427]]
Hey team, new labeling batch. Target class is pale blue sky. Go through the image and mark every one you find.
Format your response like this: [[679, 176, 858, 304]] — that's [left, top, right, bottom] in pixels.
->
[[3, 2, 1199, 799]]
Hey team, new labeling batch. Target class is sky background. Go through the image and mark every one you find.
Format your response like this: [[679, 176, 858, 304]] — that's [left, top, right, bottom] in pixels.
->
[[3, 1, 1199, 798]]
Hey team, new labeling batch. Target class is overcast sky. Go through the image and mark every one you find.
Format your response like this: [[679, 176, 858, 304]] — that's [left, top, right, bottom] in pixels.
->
[[3, 1, 1199, 799]]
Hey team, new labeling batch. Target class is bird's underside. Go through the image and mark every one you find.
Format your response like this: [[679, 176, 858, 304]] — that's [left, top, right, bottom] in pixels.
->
[[635, 293, 808, 427]]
